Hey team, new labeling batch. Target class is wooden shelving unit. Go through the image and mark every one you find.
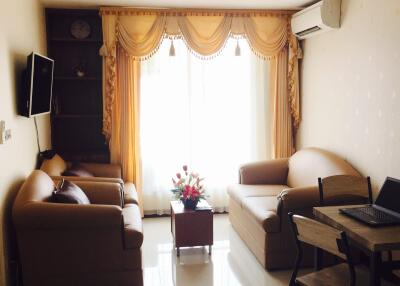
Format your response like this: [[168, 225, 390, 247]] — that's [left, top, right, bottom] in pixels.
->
[[46, 9, 109, 163]]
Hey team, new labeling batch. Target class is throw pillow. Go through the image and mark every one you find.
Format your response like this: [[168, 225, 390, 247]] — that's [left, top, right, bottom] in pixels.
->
[[52, 179, 90, 204]]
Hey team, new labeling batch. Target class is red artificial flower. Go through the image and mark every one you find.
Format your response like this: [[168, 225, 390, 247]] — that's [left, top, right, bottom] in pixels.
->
[[183, 185, 191, 199], [171, 166, 206, 202], [192, 188, 199, 198]]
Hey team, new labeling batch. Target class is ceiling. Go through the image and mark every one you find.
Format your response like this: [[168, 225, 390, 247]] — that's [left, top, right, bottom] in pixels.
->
[[40, 0, 316, 10]]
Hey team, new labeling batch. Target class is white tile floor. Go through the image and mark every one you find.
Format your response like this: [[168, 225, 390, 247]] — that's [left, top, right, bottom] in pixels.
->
[[142, 214, 299, 286]]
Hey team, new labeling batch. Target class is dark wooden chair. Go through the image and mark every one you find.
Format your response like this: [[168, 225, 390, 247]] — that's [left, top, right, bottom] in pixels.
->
[[288, 213, 369, 286], [318, 175, 372, 206], [318, 175, 395, 269]]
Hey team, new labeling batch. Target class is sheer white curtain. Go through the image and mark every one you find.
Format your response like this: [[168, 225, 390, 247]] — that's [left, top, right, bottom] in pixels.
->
[[140, 38, 270, 215]]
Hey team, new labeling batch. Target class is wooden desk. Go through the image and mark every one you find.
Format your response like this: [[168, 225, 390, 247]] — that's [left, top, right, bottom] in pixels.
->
[[170, 200, 213, 256], [314, 205, 400, 286]]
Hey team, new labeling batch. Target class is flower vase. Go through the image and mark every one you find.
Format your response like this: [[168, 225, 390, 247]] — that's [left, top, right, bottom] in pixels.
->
[[182, 198, 199, 210]]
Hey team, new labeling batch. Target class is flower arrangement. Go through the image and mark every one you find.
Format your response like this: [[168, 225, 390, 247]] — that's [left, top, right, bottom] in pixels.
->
[[171, 165, 206, 209]]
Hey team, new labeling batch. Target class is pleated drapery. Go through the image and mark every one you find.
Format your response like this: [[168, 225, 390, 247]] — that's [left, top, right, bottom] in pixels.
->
[[270, 49, 294, 158], [99, 8, 302, 213], [110, 48, 143, 214]]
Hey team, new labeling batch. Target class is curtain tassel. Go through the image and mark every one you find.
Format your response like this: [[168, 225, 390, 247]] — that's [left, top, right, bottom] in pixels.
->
[[235, 40, 241, 56], [169, 40, 176, 57]]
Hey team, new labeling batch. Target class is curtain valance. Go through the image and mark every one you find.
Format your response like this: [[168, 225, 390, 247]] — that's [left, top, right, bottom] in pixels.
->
[[99, 8, 294, 60], [100, 7, 301, 157]]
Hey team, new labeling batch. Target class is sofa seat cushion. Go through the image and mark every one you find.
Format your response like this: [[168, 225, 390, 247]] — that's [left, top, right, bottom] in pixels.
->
[[122, 204, 143, 249], [242, 196, 280, 233], [124, 183, 139, 205], [227, 184, 288, 206]]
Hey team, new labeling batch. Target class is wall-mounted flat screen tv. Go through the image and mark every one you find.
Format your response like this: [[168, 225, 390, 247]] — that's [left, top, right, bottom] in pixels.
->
[[19, 52, 54, 117]]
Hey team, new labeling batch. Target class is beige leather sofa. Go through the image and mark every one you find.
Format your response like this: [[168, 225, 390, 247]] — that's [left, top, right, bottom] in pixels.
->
[[13, 170, 143, 286], [228, 147, 361, 270], [40, 154, 139, 206]]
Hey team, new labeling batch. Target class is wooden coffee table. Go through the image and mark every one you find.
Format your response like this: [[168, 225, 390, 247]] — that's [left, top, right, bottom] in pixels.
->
[[170, 200, 213, 256]]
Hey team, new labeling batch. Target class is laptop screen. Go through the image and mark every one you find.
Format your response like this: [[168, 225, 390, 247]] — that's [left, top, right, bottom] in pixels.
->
[[375, 177, 400, 213]]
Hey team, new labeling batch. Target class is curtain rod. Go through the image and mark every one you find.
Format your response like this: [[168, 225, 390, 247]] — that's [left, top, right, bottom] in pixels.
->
[[99, 7, 298, 16]]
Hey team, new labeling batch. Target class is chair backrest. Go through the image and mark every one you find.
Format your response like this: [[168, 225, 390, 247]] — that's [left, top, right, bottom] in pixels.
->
[[289, 213, 349, 260], [40, 154, 68, 176], [287, 147, 360, 188], [318, 175, 372, 206]]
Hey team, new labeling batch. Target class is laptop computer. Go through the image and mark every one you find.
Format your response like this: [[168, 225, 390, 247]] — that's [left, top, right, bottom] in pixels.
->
[[339, 177, 400, 226]]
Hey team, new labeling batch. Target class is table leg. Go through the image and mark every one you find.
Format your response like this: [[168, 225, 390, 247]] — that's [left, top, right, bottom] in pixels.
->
[[177, 247, 180, 257], [209, 245, 212, 255], [369, 252, 381, 286], [314, 247, 323, 271]]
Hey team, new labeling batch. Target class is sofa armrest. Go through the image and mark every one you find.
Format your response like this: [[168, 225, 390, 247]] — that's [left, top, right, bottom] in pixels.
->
[[14, 203, 123, 229], [79, 163, 122, 179], [239, 158, 289, 185], [122, 204, 144, 248], [277, 186, 320, 211]]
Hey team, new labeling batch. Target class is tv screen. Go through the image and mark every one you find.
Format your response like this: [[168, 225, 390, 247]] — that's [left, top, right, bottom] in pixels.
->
[[20, 53, 54, 117]]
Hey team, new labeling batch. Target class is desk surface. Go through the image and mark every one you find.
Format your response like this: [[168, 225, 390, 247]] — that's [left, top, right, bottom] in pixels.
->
[[314, 205, 400, 252]]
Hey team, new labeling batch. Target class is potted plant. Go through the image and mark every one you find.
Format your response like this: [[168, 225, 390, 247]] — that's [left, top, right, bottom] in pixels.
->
[[171, 165, 206, 209]]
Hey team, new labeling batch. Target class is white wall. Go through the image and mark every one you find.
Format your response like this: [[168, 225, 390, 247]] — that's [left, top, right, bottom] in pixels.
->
[[0, 0, 49, 284], [297, 0, 400, 194]]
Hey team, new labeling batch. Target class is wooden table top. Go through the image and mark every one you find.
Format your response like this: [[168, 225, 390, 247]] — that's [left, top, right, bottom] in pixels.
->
[[313, 205, 400, 252], [170, 200, 212, 215]]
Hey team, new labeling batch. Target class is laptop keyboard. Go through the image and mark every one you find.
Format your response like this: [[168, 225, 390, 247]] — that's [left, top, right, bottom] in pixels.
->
[[357, 207, 399, 223]]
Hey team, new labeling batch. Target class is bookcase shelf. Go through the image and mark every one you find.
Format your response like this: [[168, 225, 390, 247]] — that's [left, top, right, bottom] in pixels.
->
[[46, 8, 109, 163], [54, 76, 101, 81], [54, 114, 102, 119], [50, 38, 102, 43]]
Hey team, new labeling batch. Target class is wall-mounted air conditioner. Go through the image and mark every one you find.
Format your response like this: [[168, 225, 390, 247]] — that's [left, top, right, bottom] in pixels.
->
[[291, 0, 341, 40]]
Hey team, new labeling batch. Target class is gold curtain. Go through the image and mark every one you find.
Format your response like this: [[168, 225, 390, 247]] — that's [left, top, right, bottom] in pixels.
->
[[99, 8, 301, 212], [270, 49, 294, 158], [109, 47, 143, 214]]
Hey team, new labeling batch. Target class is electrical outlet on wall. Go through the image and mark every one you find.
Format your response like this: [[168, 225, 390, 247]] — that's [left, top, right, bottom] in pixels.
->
[[0, 121, 11, 144], [5, 129, 11, 141]]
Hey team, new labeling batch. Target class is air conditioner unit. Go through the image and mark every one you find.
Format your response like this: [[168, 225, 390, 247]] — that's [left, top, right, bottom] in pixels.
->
[[291, 0, 341, 40]]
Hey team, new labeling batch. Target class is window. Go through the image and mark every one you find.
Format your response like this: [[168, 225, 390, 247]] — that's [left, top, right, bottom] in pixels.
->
[[140, 38, 270, 214]]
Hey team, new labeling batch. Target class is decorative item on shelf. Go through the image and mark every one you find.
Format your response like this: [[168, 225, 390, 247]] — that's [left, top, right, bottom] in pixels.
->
[[70, 19, 91, 39], [74, 61, 87, 77], [171, 165, 206, 209]]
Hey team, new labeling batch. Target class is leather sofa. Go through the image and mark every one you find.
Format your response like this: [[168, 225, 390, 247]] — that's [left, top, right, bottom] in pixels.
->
[[13, 170, 143, 286], [40, 154, 139, 206], [227, 147, 361, 270]]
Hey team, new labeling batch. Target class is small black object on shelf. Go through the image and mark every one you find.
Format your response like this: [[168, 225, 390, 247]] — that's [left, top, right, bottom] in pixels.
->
[[40, 149, 56, 159]]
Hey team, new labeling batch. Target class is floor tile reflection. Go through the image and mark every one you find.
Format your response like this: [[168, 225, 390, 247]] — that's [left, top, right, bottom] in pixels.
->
[[142, 214, 298, 286]]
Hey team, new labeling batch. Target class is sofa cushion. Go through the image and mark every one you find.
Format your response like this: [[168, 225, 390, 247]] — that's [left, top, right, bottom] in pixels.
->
[[62, 163, 94, 177], [227, 184, 288, 206], [52, 180, 90, 205], [40, 154, 68, 176], [287, 147, 360, 188], [122, 204, 143, 249], [242, 196, 280, 233]]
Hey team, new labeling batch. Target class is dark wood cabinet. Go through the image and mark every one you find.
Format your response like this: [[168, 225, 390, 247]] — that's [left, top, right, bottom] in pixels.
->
[[46, 9, 109, 163]]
